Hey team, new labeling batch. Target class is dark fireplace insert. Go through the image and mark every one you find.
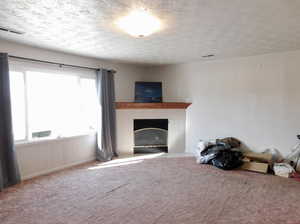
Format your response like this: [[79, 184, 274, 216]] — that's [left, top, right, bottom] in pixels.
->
[[134, 119, 168, 153]]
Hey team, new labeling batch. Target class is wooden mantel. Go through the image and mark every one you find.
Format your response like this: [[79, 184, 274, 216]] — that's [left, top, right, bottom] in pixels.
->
[[116, 102, 192, 109]]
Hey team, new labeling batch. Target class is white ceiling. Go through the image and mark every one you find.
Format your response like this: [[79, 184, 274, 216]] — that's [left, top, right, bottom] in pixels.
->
[[1, 0, 300, 65]]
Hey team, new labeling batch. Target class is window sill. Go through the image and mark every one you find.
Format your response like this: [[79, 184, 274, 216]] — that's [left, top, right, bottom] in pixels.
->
[[15, 131, 96, 147]]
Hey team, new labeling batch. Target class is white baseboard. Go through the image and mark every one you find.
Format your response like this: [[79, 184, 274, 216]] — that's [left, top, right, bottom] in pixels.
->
[[21, 157, 96, 180]]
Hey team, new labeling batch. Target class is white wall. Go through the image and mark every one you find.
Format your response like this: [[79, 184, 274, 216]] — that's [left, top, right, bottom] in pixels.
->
[[0, 39, 147, 179], [147, 51, 300, 156], [16, 135, 96, 180], [116, 109, 186, 155]]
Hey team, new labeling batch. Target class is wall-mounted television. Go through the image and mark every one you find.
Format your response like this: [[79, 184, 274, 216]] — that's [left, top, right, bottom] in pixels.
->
[[135, 82, 162, 103]]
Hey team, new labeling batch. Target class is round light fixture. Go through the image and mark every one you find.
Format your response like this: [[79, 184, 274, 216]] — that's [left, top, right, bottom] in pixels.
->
[[115, 8, 161, 38]]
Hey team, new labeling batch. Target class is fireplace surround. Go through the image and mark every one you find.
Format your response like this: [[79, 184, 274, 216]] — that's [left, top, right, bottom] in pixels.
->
[[116, 107, 189, 155]]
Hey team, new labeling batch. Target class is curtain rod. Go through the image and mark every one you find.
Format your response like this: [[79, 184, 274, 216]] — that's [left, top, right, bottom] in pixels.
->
[[8, 55, 116, 73]]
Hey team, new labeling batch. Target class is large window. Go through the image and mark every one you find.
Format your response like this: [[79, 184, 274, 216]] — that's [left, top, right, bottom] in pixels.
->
[[9, 70, 98, 142]]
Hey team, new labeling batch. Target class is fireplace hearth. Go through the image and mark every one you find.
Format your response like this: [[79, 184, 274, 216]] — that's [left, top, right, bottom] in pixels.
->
[[134, 119, 168, 153]]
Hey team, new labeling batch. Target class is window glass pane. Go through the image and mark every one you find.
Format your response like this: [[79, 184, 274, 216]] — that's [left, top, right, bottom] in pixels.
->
[[9, 71, 26, 141], [27, 72, 81, 138], [80, 78, 99, 132]]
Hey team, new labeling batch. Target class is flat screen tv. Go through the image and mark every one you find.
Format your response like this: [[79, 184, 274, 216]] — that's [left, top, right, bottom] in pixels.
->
[[135, 82, 162, 103]]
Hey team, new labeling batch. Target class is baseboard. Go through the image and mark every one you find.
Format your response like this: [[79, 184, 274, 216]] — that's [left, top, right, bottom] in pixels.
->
[[21, 157, 96, 180]]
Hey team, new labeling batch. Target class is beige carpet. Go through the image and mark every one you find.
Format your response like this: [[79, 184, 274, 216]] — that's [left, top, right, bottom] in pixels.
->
[[1, 156, 300, 224]]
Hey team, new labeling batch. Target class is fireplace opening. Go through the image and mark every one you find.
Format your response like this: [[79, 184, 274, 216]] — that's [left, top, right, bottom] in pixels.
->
[[134, 119, 168, 154]]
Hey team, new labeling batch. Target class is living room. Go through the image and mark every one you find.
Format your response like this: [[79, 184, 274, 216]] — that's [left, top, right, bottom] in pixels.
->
[[1, 1, 300, 223]]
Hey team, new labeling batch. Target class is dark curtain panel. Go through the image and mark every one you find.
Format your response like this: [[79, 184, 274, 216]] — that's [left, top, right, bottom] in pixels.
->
[[0, 53, 21, 191], [96, 69, 117, 161]]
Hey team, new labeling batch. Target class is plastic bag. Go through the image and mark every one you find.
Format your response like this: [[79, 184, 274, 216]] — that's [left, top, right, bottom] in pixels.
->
[[195, 140, 216, 164], [195, 138, 244, 170], [285, 143, 300, 168], [273, 163, 295, 177], [262, 148, 284, 163], [211, 151, 243, 170]]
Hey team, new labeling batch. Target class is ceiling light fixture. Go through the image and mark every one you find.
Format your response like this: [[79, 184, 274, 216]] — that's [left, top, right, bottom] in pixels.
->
[[115, 8, 161, 38]]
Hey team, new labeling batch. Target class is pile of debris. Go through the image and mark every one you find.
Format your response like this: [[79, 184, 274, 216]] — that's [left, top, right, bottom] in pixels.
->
[[196, 137, 243, 170], [195, 137, 298, 178]]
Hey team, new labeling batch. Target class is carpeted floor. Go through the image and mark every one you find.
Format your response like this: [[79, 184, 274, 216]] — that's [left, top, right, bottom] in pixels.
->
[[1, 156, 300, 224]]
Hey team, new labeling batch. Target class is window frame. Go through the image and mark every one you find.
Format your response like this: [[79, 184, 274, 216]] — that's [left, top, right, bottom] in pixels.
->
[[10, 64, 97, 144]]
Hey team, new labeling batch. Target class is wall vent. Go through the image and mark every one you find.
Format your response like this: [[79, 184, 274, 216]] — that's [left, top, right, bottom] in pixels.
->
[[0, 26, 24, 35], [202, 54, 215, 58]]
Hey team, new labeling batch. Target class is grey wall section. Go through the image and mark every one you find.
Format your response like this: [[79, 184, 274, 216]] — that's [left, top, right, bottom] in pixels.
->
[[147, 51, 300, 156]]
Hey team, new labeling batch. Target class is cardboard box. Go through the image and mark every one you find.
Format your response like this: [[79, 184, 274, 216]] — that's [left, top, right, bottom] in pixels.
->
[[243, 152, 272, 163], [241, 162, 268, 173]]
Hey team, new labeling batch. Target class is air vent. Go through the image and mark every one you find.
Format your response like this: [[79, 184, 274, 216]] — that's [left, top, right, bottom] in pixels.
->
[[202, 54, 215, 58], [0, 26, 24, 35]]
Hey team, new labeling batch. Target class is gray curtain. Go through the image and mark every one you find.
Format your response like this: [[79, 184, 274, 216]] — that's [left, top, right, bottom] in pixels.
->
[[96, 69, 118, 161], [0, 53, 21, 191]]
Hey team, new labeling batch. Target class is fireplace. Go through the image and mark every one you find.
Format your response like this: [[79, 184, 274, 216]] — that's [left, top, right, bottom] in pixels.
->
[[134, 119, 168, 153]]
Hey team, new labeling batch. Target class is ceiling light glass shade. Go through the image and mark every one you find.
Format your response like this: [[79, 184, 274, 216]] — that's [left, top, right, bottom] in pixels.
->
[[116, 9, 161, 37]]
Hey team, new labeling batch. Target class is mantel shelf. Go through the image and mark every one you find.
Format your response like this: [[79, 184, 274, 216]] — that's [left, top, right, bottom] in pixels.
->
[[116, 102, 192, 110]]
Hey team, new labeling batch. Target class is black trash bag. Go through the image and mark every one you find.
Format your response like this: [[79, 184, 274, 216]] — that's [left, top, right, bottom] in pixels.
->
[[200, 143, 231, 156], [211, 151, 243, 170], [200, 143, 231, 164]]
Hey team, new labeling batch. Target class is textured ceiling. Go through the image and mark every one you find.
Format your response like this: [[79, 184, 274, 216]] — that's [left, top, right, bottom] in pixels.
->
[[1, 0, 300, 65]]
